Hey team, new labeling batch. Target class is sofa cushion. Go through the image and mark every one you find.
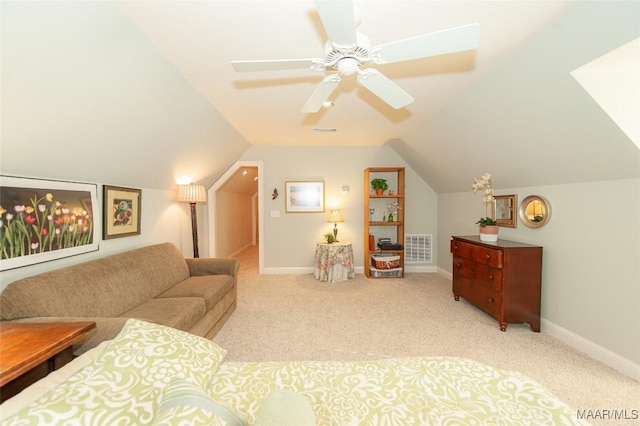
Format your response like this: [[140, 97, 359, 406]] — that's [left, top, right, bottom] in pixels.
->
[[0, 243, 190, 320], [155, 275, 234, 311], [119, 298, 206, 332]]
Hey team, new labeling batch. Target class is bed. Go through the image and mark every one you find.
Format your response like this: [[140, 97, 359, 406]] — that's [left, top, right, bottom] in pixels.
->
[[0, 319, 586, 425]]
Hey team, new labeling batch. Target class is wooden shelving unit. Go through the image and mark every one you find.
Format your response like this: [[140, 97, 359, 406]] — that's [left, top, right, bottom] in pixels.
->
[[364, 167, 405, 278]]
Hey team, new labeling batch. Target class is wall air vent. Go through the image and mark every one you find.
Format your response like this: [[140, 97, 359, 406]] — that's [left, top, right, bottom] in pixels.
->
[[312, 128, 337, 133], [405, 234, 432, 263]]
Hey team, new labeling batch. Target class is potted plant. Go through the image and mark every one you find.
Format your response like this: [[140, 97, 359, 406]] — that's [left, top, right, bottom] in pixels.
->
[[472, 173, 499, 242], [371, 178, 388, 195], [386, 200, 400, 222], [324, 232, 335, 244]]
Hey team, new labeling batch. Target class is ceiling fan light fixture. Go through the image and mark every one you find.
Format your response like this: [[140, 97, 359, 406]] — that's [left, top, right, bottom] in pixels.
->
[[337, 57, 359, 76]]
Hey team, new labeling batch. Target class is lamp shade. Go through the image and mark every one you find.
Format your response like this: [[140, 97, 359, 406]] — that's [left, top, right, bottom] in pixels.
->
[[327, 209, 344, 223], [178, 184, 207, 203]]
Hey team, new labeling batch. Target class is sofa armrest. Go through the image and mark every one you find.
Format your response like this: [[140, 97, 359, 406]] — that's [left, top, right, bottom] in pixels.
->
[[186, 257, 239, 278]]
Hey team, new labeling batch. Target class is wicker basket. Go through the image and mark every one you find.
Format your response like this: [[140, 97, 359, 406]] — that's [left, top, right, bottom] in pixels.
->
[[370, 254, 400, 270]]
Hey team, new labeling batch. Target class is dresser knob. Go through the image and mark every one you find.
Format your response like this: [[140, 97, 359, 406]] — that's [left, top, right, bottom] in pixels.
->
[[456, 263, 461, 268], [488, 297, 494, 303], [485, 254, 491, 259], [488, 274, 494, 280]]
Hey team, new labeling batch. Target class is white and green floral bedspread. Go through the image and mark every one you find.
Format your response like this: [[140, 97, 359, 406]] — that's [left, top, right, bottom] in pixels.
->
[[209, 357, 584, 425], [1, 319, 586, 425]]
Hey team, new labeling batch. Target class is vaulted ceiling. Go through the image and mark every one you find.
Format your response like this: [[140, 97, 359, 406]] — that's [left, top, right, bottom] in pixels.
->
[[115, 0, 579, 148], [2, 1, 638, 192]]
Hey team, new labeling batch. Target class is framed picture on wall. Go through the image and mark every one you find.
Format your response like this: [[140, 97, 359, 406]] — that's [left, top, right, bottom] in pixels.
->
[[285, 181, 325, 213], [0, 175, 100, 271], [103, 185, 141, 239]]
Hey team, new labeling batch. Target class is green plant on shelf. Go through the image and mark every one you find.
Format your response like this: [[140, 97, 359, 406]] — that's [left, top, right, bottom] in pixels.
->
[[370, 178, 388, 192]]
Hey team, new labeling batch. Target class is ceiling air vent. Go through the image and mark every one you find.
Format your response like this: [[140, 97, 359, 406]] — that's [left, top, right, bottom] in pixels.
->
[[312, 128, 337, 133]]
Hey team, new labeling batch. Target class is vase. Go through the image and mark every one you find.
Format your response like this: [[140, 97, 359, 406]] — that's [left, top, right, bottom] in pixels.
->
[[375, 189, 384, 195], [479, 225, 499, 242], [388, 213, 394, 222]]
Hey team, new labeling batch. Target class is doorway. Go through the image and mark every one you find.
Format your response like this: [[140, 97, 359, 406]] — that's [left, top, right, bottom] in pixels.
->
[[208, 161, 263, 273]]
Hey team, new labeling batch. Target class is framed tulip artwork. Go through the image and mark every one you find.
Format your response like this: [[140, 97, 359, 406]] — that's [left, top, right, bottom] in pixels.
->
[[103, 185, 142, 239], [0, 175, 100, 271]]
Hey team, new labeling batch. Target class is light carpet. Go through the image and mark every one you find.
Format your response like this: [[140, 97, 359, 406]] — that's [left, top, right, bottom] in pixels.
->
[[213, 245, 639, 425]]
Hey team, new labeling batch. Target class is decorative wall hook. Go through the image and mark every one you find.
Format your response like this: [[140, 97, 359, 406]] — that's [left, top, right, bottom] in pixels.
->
[[272, 188, 279, 200]]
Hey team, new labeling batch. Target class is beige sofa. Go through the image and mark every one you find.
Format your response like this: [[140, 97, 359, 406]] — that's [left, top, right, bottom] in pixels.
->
[[0, 242, 239, 354]]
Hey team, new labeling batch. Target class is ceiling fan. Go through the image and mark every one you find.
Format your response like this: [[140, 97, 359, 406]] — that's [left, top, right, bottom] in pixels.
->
[[231, 0, 480, 113]]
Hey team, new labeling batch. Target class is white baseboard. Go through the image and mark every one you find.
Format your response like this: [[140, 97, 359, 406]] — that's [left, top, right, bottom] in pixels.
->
[[228, 243, 253, 259], [263, 266, 435, 275], [438, 267, 453, 280], [541, 319, 640, 382], [262, 267, 314, 275], [405, 265, 438, 273]]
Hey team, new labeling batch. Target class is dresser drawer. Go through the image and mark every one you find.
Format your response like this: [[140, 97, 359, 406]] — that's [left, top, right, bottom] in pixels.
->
[[453, 279, 501, 318], [451, 240, 503, 268], [452, 255, 475, 278], [453, 257, 502, 292], [475, 264, 503, 292]]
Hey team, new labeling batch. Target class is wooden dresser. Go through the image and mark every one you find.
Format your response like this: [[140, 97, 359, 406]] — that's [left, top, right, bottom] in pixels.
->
[[451, 236, 542, 332]]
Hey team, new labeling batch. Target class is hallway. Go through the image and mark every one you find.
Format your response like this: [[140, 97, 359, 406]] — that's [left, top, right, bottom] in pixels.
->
[[232, 244, 258, 275]]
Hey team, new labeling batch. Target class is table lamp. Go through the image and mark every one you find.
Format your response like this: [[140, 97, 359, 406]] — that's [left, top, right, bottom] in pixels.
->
[[178, 183, 207, 258], [327, 209, 344, 242]]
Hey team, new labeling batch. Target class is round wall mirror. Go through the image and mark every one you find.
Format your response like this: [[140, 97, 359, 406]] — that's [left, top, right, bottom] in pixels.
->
[[519, 195, 551, 228]]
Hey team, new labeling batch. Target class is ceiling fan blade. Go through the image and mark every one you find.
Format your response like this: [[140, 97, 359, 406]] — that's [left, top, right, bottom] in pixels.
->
[[301, 74, 341, 113], [371, 23, 480, 64], [315, 0, 357, 49], [357, 69, 414, 109], [231, 59, 324, 73]]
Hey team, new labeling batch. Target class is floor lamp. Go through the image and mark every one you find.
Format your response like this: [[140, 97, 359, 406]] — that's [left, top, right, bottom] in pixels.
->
[[178, 184, 207, 258]]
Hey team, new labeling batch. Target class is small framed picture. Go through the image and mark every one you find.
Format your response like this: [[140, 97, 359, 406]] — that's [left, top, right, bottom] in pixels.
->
[[285, 181, 325, 213], [103, 185, 141, 239]]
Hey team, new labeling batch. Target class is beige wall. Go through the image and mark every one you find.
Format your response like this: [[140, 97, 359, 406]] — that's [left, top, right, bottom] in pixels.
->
[[214, 190, 254, 257], [239, 145, 437, 272], [437, 178, 640, 370]]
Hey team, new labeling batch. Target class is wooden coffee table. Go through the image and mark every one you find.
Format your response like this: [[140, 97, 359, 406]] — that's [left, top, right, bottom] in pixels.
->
[[0, 321, 96, 402]]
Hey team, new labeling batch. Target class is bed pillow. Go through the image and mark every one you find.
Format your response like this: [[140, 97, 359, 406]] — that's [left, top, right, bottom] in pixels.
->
[[98, 318, 227, 389], [152, 378, 247, 426], [253, 390, 316, 426], [1, 319, 228, 425]]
